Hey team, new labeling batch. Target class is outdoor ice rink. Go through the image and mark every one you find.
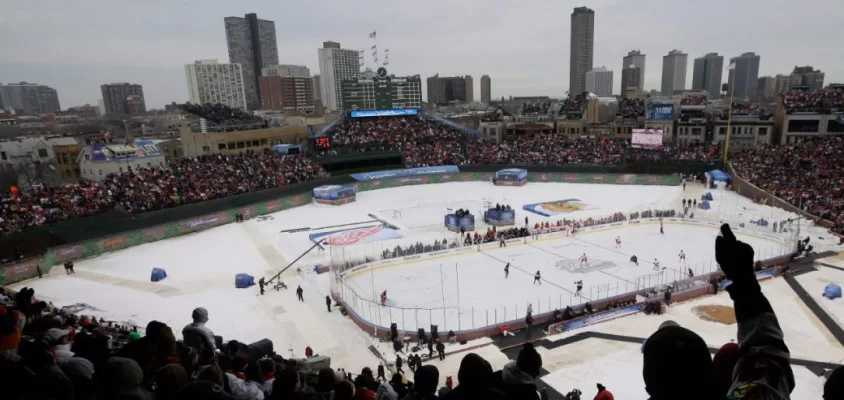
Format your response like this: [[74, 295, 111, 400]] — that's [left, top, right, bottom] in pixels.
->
[[11, 179, 841, 396]]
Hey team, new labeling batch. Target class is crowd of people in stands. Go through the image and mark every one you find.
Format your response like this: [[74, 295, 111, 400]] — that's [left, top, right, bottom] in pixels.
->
[[679, 95, 708, 106], [179, 103, 269, 132], [629, 143, 723, 162], [781, 90, 844, 114], [519, 102, 551, 116], [5, 219, 838, 399], [731, 135, 844, 234], [559, 93, 589, 117], [466, 135, 626, 166], [0, 182, 110, 235], [617, 98, 645, 118]]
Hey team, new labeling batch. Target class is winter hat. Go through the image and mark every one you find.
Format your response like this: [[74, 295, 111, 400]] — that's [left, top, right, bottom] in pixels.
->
[[414, 365, 440, 394], [191, 307, 209, 323], [457, 352, 493, 387], [129, 331, 142, 341], [61, 356, 96, 381], [825, 366, 844, 400], [712, 342, 741, 395], [643, 325, 714, 399], [156, 363, 190, 399], [197, 364, 225, 387], [516, 343, 543, 378]]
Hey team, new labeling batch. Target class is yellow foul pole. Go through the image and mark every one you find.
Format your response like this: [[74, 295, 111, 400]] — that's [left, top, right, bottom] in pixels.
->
[[723, 69, 736, 165]]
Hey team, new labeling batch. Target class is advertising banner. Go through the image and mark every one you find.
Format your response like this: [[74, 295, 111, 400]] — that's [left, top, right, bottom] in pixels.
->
[[350, 108, 418, 118], [178, 212, 230, 233], [632, 129, 664, 149], [647, 104, 674, 120], [309, 224, 402, 246], [548, 303, 642, 333], [350, 166, 459, 182], [53, 244, 86, 263], [523, 198, 592, 217], [1, 259, 40, 282]]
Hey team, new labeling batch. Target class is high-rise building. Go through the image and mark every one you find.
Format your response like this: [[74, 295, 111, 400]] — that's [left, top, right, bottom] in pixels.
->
[[185, 60, 247, 110], [569, 7, 595, 96], [317, 41, 360, 111], [262, 64, 310, 78], [622, 50, 646, 93], [341, 72, 422, 110], [0, 82, 61, 115], [224, 13, 279, 110], [100, 83, 145, 116], [480, 75, 491, 104], [661, 50, 688, 95], [259, 76, 314, 111], [312, 74, 322, 110], [727, 52, 761, 101], [789, 66, 825, 91], [465, 75, 474, 103], [756, 76, 776, 102], [426, 75, 474, 105], [620, 68, 642, 97], [692, 53, 724, 98], [585, 67, 613, 97]]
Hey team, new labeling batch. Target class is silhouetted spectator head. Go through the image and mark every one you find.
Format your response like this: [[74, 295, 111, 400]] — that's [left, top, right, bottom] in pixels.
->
[[643, 322, 714, 399]]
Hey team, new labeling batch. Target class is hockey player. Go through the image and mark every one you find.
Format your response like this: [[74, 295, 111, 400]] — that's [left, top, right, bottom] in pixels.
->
[[381, 290, 388, 306], [678, 250, 686, 263], [688, 268, 695, 278], [580, 253, 588, 266], [504, 262, 510, 278], [574, 280, 583, 296], [660, 219, 664, 234], [615, 236, 622, 248], [526, 303, 533, 316], [533, 270, 542, 284], [653, 258, 661, 271], [630, 255, 638, 265]]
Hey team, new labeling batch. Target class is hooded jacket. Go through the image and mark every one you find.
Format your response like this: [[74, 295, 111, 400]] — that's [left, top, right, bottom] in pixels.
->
[[491, 361, 541, 400], [375, 381, 399, 400], [183, 307, 217, 359], [98, 357, 154, 400]]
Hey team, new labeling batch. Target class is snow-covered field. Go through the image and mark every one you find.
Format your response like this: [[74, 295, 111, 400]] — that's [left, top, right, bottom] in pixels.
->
[[10, 179, 841, 396]]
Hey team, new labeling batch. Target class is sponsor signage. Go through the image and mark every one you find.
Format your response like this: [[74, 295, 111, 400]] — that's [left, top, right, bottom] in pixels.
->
[[647, 104, 674, 120], [403, 255, 422, 261], [101, 234, 128, 250], [143, 226, 167, 241], [179, 213, 229, 232], [351, 166, 459, 182], [265, 200, 282, 212], [632, 129, 664, 149], [2, 259, 39, 281], [350, 108, 419, 118], [54, 245, 85, 263], [549, 304, 642, 333]]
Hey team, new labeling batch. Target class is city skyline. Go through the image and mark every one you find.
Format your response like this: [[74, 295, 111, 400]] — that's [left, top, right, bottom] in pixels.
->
[[1, 0, 842, 108]]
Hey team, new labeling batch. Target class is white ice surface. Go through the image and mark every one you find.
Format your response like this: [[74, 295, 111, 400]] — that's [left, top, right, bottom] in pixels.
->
[[9, 180, 840, 395], [796, 262, 844, 335]]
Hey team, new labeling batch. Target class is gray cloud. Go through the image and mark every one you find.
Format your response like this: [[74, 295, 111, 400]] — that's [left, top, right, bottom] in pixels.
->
[[1, 0, 841, 108]]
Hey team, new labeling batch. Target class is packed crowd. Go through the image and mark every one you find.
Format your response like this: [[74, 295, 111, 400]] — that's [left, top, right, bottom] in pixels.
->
[[730, 135, 844, 234], [479, 111, 504, 122], [179, 103, 268, 132], [781, 90, 844, 114], [628, 143, 723, 162], [679, 95, 708, 106], [0, 182, 111, 235], [518, 102, 551, 117], [465, 135, 626, 166], [5, 221, 834, 399], [559, 93, 589, 117], [617, 98, 645, 118]]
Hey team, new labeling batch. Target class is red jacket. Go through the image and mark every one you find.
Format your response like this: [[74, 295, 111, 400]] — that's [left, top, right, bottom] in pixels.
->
[[594, 389, 614, 400], [354, 387, 376, 400]]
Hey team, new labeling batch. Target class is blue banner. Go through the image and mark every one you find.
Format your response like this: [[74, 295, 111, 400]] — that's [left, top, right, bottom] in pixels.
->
[[550, 304, 642, 333], [350, 108, 418, 118], [350, 166, 459, 181], [647, 104, 674, 120]]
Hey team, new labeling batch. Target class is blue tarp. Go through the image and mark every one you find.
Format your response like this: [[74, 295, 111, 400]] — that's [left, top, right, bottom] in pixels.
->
[[708, 169, 731, 184], [151, 268, 167, 282], [235, 273, 255, 289], [825, 284, 842, 300]]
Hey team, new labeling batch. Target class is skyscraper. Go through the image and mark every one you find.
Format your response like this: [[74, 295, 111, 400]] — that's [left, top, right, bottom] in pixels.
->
[[465, 75, 474, 103], [185, 60, 247, 110], [426, 75, 473, 105], [621, 50, 646, 93], [317, 41, 360, 111], [661, 50, 688, 95], [100, 83, 145, 115], [569, 7, 595, 96], [727, 52, 761, 101], [585, 67, 613, 97], [692, 53, 724, 98], [262, 65, 310, 78], [224, 13, 279, 110], [0, 82, 61, 115], [789, 66, 825, 91], [480, 75, 491, 104], [756, 76, 776, 102]]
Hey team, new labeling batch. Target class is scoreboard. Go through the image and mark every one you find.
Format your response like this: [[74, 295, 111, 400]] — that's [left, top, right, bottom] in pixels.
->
[[341, 68, 422, 111]]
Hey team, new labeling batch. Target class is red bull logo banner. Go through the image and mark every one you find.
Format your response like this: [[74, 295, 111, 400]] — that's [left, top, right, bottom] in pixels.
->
[[308, 224, 403, 246]]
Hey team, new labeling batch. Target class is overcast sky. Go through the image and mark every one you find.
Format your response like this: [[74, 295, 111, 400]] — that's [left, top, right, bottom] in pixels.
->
[[1, 0, 841, 109]]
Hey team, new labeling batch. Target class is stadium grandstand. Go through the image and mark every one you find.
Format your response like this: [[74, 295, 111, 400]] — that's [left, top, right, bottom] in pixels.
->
[[777, 89, 844, 143]]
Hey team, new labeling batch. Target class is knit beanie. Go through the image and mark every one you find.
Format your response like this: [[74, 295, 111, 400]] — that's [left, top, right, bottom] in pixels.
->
[[643, 325, 714, 399], [516, 343, 542, 378]]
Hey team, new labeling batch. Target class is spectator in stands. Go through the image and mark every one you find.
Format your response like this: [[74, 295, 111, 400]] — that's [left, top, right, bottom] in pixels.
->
[[442, 352, 508, 400], [825, 366, 844, 400], [781, 90, 844, 114], [155, 363, 189, 400], [179, 103, 269, 132], [182, 307, 217, 364], [404, 365, 439, 400], [491, 343, 543, 400], [97, 357, 153, 400]]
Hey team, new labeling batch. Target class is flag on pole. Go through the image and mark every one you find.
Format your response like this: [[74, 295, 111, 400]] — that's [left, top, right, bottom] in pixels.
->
[[369, 31, 376, 39], [727, 62, 736, 70]]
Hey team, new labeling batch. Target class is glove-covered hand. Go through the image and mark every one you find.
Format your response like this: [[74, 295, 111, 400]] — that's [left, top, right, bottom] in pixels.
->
[[715, 224, 758, 290]]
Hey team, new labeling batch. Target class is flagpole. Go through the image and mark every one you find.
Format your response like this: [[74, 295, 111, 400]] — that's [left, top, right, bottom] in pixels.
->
[[723, 66, 737, 165]]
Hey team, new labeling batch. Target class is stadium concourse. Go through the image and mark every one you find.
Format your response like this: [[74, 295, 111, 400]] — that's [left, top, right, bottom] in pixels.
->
[[2, 92, 844, 399]]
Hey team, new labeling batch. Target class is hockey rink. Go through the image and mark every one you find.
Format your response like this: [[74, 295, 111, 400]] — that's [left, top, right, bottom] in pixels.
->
[[9, 179, 840, 392]]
